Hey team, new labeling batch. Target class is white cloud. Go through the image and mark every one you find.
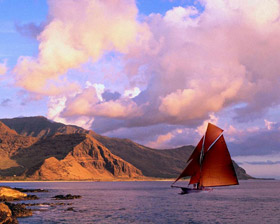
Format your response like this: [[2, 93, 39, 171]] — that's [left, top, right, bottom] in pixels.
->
[[264, 119, 276, 130], [196, 114, 218, 136], [124, 87, 141, 98], [85, 82, 105, 101]]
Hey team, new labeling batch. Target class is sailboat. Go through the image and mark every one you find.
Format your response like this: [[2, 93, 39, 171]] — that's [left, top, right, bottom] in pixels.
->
[[171, 123, 239, 194]]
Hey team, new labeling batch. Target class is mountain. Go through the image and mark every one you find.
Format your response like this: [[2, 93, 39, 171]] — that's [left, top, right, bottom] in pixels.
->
[[0, 121, 37, 173], [0, 119, 142, 180], [0, 116, 253, 180]]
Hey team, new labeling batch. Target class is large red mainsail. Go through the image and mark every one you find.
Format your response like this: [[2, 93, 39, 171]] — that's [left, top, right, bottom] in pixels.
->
[[172, 123, 238, 188], [200, 135, 238, 187]]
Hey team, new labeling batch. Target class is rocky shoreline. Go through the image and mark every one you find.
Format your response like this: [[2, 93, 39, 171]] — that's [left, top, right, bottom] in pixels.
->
[[0, 186, 81, 223]]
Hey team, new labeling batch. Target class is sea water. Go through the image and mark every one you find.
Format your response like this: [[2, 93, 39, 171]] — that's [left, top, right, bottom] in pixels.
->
[[1, 180, 280, 224]]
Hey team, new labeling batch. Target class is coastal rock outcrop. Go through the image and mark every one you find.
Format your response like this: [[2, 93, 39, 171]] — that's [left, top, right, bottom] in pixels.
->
[[0, 202, 18, 224], [0, 187, 38, 202], [0, 187, 27, 201], [4, 202, 32, 218], [0, 187, 34, 224]]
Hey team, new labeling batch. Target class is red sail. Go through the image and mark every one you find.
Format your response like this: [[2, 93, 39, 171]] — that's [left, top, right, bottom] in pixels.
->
[[204, 123, 223, 152], [188, 123, 223, 185], [172, 137, 203, 184], [200, 135, 239, 187], [189, 169, 200, 185]]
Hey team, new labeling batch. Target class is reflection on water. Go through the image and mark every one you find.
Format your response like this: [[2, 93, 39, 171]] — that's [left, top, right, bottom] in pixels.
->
[[1, 180, 280, 224]]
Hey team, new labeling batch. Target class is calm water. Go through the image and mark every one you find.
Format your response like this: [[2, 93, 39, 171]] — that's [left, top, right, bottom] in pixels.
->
[[1, 180, 280, 224]]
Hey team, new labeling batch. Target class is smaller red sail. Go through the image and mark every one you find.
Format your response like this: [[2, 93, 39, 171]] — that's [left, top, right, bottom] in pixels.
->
[[189, 169, 200, 185], [172, 137, 203, 185]]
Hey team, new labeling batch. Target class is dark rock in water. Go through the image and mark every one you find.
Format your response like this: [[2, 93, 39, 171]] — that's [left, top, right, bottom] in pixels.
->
[[13, 187, 48, 193], [5, 202, 33, 218], [0, 202, 18, 224], [52, 194, 81, 200], [25, 195, 39, 200]]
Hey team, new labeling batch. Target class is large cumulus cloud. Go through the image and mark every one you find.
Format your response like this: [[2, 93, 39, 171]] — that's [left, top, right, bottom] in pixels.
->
[[13, 0, 142, 95], [11, 0, 280, 153], [86, 0, 280, 144]]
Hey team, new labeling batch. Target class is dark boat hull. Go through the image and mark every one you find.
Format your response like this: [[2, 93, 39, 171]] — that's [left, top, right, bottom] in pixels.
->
[[180, 187, 212, 194]]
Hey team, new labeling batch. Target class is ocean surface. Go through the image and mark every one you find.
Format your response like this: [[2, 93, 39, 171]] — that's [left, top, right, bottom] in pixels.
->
[[1, 180, 280, 224]]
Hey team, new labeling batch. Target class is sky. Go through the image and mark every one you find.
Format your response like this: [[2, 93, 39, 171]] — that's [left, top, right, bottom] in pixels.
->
[[0, 0, 280, 179]]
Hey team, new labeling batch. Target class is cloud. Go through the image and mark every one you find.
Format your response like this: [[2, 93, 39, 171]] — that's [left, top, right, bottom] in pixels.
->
[[237, 162, 280, 179], [124, 87, 141, 98], [226, 121, 280, 156], [233, 153, 280, 178], [0, 60, 7, 75], [10, 0, 280, 161], [47, 95, 94, 129], [15, 22, 45, 39], [62, 86, 141, 119], [196, 114, 218, 136], [145, 127, 196, 149], [147, 132, 174, 149], [0, 99, 11, 107], [75, 1, 280, 152], [112, 0, 280, 129], [102, 90, 121, 102], [13, 0, 142, 95], [233, 153, 280, 164]]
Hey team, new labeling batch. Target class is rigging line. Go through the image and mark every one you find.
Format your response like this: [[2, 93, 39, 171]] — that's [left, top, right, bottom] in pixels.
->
[[206, 131, 224, 152]]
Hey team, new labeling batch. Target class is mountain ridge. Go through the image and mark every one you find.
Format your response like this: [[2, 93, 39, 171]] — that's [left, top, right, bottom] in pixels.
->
[[0, 116, 253, 180]]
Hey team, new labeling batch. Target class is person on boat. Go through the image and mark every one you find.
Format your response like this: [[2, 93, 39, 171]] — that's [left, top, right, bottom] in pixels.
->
[[196, 183, 205, 190]]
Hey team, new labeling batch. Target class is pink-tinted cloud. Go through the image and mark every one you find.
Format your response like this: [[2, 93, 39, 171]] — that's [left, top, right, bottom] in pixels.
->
[[75, 0, 280, 150], [0, 60, 7, 75], [62, 86, 142, 119], [10, 0, 280, 165], [13, 0, 141, 95], [119, 0, 280, 128]]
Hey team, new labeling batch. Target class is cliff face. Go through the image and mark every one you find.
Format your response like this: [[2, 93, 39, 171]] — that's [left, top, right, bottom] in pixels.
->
[[0, 122, 37, 173], [27, 134, 142, 180], [0, 116, 253, 180], [0, 119, 142, 180]]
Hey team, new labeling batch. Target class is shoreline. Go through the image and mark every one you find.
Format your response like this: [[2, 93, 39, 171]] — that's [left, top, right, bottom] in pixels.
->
[[0, 179, 181, 183], [0, 178, 277, 183]]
